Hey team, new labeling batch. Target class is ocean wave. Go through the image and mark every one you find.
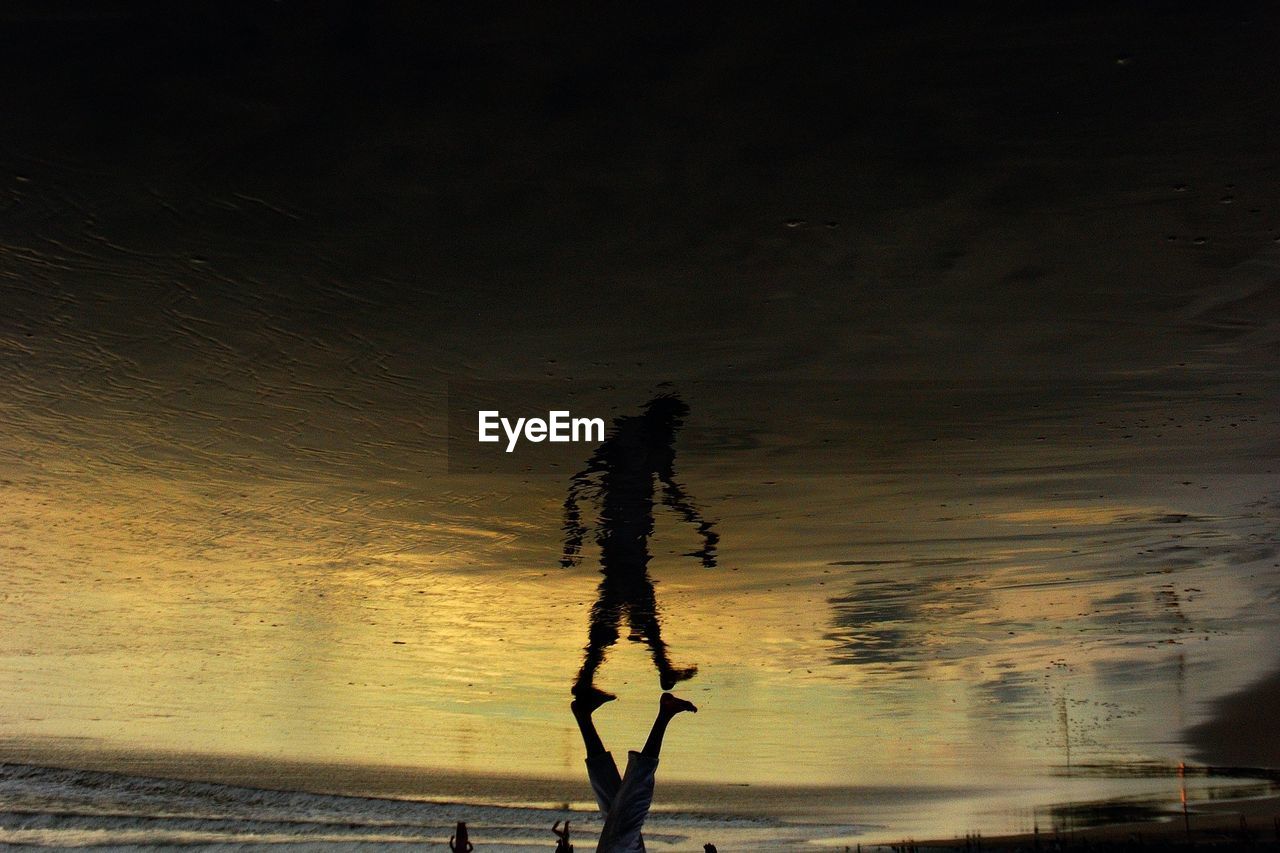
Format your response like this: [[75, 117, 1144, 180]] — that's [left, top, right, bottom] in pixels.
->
[[0, 762, 861, 850]]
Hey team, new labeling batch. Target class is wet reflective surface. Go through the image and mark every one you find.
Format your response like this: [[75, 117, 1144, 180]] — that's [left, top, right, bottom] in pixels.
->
[[3, 4, 1280, 847]]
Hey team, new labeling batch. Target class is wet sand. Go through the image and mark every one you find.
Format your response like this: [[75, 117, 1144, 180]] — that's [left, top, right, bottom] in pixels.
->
[[6, 738, 1280, 848], [0, 737, 967, 822], [4, 5, 1280, 849]]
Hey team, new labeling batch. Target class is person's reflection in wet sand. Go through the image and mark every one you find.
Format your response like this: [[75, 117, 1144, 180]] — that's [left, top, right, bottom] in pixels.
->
[[561, 394, 718, 701]]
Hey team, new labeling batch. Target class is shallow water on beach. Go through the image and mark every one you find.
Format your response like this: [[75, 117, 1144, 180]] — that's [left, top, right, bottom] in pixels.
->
[[3, 247, 1279, 842], [5, 6, 1280, 844], [3, 760, 851, 851], [1, 759, 1276, 850]]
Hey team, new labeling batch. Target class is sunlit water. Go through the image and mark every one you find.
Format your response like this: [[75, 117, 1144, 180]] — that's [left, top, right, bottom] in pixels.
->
[[4, 90, 1280, 845]]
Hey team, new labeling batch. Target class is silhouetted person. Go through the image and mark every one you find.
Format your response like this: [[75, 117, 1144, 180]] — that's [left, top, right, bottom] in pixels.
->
[[449, 821, 473, 852], [562, 394, 718, 701], [572, 691, 698, 853], [553, 819, 574, 852], [704, 845, 718, 852]]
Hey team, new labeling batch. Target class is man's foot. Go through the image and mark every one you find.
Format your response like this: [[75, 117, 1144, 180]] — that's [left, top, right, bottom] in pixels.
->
[[659, 665, 698, 690], [660, 692, 698, 715], [571, 685, 616, 716]]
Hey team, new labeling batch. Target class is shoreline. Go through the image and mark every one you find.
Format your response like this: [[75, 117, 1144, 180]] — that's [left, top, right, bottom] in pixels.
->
[[881, 666, 1280, 849], [907, 791, 1280, 850], [0, 737, 966, 819], [4, 737, 1279, 847]]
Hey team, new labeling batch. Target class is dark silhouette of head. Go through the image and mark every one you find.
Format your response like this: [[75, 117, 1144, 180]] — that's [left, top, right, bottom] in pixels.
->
[[642, 394, 689, 431]]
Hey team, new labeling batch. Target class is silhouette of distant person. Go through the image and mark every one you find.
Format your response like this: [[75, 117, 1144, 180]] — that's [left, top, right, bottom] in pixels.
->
[[561, 394, 718, 701], [449, 821, 473, 852], [553, 820, 573, 852], [572, 690, 698, 853]]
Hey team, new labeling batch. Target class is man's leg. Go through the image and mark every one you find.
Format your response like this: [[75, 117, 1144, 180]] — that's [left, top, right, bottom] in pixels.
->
[[575, 578, 624, 698], [627, 580, 697, 691], [642, 692, 697, 758], [573, 691, 623, 816], [572, 689, 615, 759], [595, 694, 697, 852]]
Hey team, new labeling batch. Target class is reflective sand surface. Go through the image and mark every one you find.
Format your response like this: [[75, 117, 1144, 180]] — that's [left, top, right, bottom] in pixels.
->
[[4, 320, 1279, 841], [3, 6, 1280, 845]]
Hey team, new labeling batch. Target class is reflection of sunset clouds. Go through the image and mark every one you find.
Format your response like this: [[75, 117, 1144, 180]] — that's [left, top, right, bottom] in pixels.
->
[[10, 450, 1275, 796], [1, 7, 1279, 841], [1, 229, 1278, 831], [991, 506, 1159, 525]]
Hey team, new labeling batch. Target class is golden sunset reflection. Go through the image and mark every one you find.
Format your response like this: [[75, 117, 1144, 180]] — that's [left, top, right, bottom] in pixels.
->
[[4, 454, 1275, 799], [5, 8, 1280, 842]]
